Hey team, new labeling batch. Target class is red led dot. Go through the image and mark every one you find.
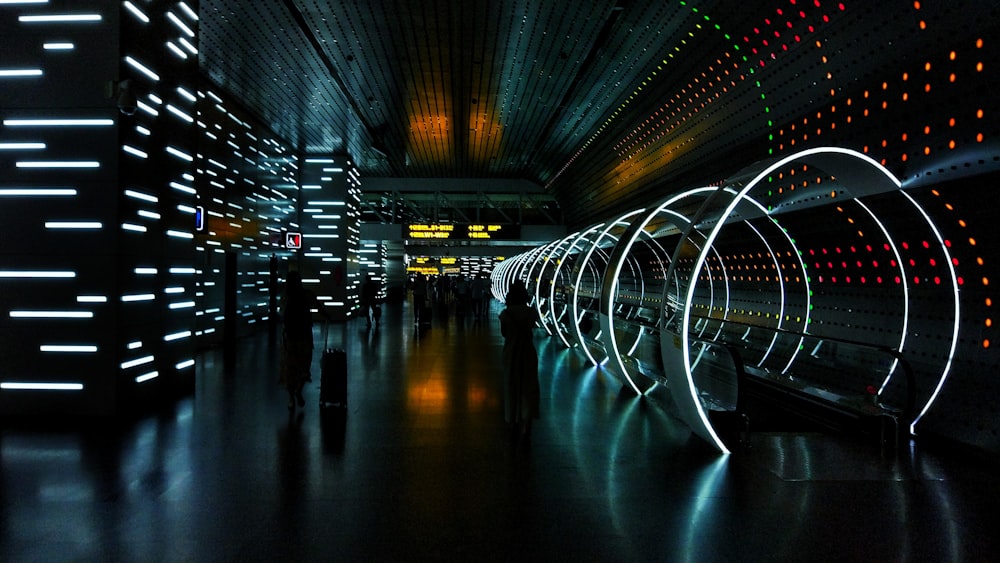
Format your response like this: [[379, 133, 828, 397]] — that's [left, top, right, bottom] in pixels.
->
[[846, 276, 852, 283], [884, 244, 891, 251], [828, 262, 834, 268], [945, 239, 952, 247], [923, 240, 930, 248], [877, 276, 884, 284], [953, 258, 960, 266], [930, 258, 937, 266], [873, 260, 879, 267], [866, 245, 873, 252], [914, 277, 921, 284], [909, 259, 917, 267], [895, 276, 902, 284], [934, 277, 942, 284], [857, 261, 863, 268], [902, 242, 910, 250], [831, 276, 837, 283], [861, 277, 866, 284], [890, 260, 898, 267]]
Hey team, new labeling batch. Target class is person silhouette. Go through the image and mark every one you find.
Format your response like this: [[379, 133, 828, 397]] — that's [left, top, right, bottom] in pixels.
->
[[499, 280, 540, 440]]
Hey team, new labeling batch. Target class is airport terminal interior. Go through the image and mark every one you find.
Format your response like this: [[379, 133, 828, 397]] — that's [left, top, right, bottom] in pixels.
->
[[2, 0, 999, 560]]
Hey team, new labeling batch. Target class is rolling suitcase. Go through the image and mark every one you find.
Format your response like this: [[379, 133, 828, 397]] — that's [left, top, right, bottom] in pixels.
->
[[319, 325, 347, 408]]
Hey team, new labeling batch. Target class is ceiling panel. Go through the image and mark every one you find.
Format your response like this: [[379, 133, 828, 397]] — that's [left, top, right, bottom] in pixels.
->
[[199, 1, 1000, 227]]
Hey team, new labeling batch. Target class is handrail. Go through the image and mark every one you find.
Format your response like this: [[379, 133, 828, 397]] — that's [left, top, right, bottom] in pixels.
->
[[685, 313, 916, 421]]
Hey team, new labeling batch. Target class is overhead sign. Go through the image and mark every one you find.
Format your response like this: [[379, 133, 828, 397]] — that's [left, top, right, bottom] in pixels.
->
[[406, 223, 519, 240], [286, 232, 302, 249]]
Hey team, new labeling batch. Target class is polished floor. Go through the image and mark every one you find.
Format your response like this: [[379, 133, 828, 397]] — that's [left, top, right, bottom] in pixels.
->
[[2, 300, 999, 562]]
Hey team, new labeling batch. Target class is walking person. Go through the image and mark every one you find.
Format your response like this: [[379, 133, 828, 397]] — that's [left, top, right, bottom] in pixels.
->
[[361, 274, 379, 328], [499, 280, 539, 440], [279, 270, 323, 411]]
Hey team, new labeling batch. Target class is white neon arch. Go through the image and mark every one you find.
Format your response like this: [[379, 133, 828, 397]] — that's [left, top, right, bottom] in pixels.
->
[[900, 190, 960, 435], [665, 147, 904, 454], [573, 210, 645, 366], [535, 232, 581, 337], [528, 239, 570, 334], [551, 224, 604, 348], [601, 190, 716, 394]]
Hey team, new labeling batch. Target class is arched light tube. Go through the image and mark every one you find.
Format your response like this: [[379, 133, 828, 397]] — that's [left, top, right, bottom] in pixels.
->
[[573, 210, 645, 366], [900, 190, 960, 435], [534, 233, 580, 336], [664, 147, 903, 454], [551, 224, 604, 348]]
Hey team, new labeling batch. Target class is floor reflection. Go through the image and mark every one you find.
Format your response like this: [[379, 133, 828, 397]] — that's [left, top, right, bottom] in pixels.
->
[[0, 300, 998, 560]]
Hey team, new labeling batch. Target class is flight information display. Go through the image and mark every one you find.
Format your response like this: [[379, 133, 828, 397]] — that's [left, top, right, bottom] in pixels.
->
[[406, 223, 520, 240]]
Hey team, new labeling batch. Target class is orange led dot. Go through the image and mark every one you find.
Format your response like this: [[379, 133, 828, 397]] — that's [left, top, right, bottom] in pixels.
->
[[882, 81, 888, 90], [925, 83, 931, 92], [984, 277, 990, 286], [987, 319, 993, 328], [924, 62, 932, 71], [950, 73, 956, 82], [977, 133, 984, 142], [977, 109, 984, 118], [946, 203, 953, 210], [950, 51, 957, 60], [924, 146, 931, 155], [831, 191, 837, 198], [977, 62, 984, 72], [988, 298, 993, 307], [902, 153, 909, 162], [924, 125, 931, 134], [950, 118, 957, 126], [985, 339, 991, 349], [970, 237, 977, 245], [882, 101, 889, 109], [978, 257, 985, 265], [920, 20, 927, 30], [903, 92, 909, 101], [959, 219, 967, 227], [914, 1, 921, 9], [882, 139, 889, 147], [902, 133, 908, 141], [977, 38, 984, 48], [949, 140, 956, 149]]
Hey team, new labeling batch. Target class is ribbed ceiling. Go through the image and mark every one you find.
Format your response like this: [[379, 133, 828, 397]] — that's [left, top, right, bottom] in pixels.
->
[[199, 1, 998, 226]]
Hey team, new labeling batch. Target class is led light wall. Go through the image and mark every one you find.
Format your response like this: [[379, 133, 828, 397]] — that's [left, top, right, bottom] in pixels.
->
[[192, 88, 298, 348], [298, 156, 361, 321], [0, 1, 202, 414], [0, 1, 299, 416]]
